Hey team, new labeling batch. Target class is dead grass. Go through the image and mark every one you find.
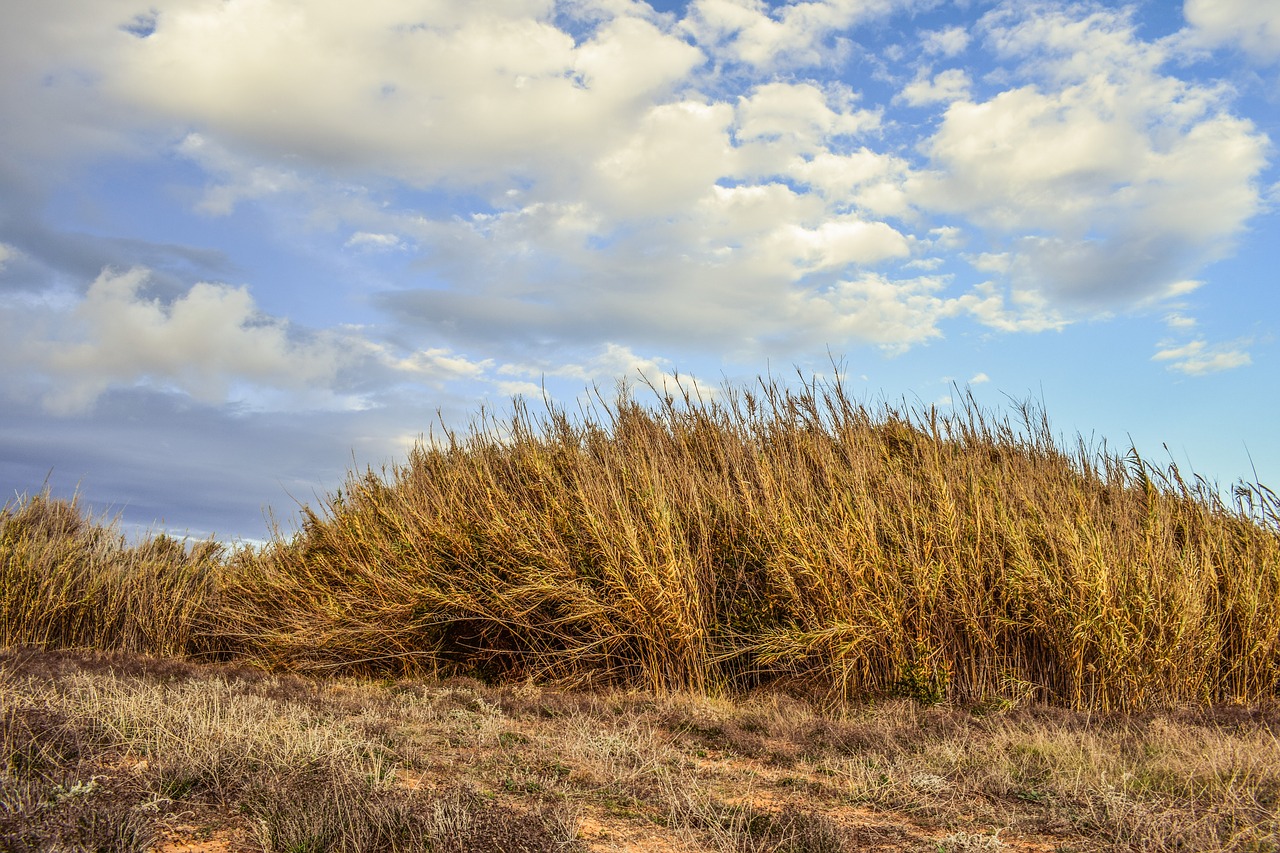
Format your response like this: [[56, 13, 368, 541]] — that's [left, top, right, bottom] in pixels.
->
[[223, 375, 1280, 711], [5, 374, 1279, 711], [4, 373, 1280, 851], [0, 492, 226, 659], [5, 648, 1277, 852]]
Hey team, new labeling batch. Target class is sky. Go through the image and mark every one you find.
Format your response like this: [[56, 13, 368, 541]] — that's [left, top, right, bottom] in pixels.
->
[[1, 0, 1277, 543]]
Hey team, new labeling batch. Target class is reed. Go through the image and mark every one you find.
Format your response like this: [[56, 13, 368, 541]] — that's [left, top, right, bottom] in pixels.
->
[[0, 491, 224, 659], [4, 373, 1277, 709], [216, 374, 1280, 710]]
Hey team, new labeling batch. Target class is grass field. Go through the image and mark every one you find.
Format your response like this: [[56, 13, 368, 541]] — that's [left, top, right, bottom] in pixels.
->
[[3, 373, 1279, 850], [3, 647, 1278, 852]]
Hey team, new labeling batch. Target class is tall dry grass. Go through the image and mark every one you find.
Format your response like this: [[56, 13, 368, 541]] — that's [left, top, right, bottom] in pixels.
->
[[215, 374, 1280, 710], [0, 491, 224, 658]]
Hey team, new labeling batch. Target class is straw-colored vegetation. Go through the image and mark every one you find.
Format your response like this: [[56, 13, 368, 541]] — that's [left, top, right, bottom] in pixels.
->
[[5, 372, 1280, 851], [3, 648, 1278, 852], [4, 373, 1280, 710], [0, 492, 223, 659]]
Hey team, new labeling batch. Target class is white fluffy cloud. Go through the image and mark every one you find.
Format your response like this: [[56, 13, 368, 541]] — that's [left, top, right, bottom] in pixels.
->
[[105, 2, 703, 187], [1184, 0, 1280, 62], [736, 82, 876, 150], [790, 274, 960, 352], [761, 219, 910, 275], [913, 4, 1268, 308], [31, 268, 350, 413], [0, 267, 493, 415], [922, 26, 970, 57], [683, 0, 903, 68], [591, 100, 735, 218], [900, 69, 972, 106]]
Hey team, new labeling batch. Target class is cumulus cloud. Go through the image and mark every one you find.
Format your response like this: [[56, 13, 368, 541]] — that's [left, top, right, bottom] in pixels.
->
[[0, 267, 487, 415], [22, 268, 349, 413], [1152, 338, 1253, 375], [762, 219, 910, 274], [736, 82, 877, 151], [103, 3, 704, 188], [922, 26, 971, 57], [1184, 0, 1280, 62], [683, 0, 904, 68], [913, 3, 1268, 309], [789, 274, 962, 353], [900, 68, 972, 106], [591, 100, 735, 218]]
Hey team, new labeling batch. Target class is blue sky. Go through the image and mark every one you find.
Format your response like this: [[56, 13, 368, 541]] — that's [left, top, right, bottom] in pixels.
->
[[1, 0, 1277, 542]]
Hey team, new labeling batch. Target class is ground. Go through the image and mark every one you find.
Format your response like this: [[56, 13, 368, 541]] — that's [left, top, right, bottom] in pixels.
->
[[3, 648, 1277, 852]]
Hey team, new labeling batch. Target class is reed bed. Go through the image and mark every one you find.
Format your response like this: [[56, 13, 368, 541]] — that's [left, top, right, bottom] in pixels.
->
[[0, 492, 224, 659], [218, 374, 1280, 710], [4, 373, 1279, 710]]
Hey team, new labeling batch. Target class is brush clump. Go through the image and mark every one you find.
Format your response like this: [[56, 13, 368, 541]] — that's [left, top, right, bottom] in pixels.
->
[[4, 373, 1279, 711]]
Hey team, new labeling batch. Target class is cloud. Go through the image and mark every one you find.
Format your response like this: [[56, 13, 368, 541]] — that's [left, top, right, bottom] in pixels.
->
[[0, 385, 486, 541], [0, 243, 13, 269], [900, 69, 972, 106], [591, 99, 735, 218], [762, 219, 910, 274], [912, 3, 1268, 309], [499, 341, 680, 386], [787, 148, 912, 218], [735, 82, 877, 152], [345, 232, 404, 251], [17, 268, 350, 413], [956, 281, 1068, 333], [1184, 0, 1280, 62], [969, 372, 990, 384], [922, 26, 970, 57], [683, 0, 905, 68], [789, 273, 962, 353], [178, 134, 308, 216], [1152, 338, 1252, 375], [103, 4, 703, 189], [0, 262, 508, 419]]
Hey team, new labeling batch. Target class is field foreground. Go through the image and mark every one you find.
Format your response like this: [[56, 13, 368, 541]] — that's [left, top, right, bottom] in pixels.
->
[[3, 648, 1278, 852]]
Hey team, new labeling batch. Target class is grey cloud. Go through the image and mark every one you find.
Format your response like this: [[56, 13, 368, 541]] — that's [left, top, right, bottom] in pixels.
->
[[1004, 232, 1203, 308], [0, 388, 477, 542], [0, 163, 234, 297]]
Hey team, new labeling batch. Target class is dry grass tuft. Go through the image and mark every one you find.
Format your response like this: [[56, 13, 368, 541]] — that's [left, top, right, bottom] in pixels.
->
[[0, 491, 226, 659]]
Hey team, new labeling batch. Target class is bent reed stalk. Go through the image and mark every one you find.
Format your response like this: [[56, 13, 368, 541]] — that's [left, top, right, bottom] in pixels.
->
[[4, 373, 1279, 711]]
